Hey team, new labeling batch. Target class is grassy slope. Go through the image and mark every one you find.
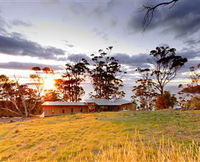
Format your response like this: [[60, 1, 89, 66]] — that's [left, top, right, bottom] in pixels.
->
[[0, 110, 200, 161]]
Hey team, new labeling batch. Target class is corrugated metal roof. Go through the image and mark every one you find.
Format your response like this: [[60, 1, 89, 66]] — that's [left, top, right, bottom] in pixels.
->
[[42, 99, 132, 106], [42, 102, 86, 106], [86, 98, 131, 106]]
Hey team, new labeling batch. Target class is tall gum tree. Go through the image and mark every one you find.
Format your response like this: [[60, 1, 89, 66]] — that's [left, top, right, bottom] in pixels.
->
[[89, 46, 125, 100]]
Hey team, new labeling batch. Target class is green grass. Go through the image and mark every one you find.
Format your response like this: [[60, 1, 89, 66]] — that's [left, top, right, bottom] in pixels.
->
[[0, 110, 200, 161]]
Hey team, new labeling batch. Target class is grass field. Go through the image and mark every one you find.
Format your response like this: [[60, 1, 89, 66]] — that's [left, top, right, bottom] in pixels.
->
[[0, 110, 200, 161]]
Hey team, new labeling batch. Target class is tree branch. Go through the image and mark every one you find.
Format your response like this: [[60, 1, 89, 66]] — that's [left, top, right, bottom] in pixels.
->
[[143, 0, 179, 29]]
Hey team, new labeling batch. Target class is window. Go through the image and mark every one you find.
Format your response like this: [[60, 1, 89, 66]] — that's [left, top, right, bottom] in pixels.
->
[[80, 108, 83, 112], [71, 108, 73, 113], [62, 109, 65, 113]]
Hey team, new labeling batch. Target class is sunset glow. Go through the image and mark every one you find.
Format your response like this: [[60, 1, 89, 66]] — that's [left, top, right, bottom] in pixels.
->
[[43, 75, 56, 90]]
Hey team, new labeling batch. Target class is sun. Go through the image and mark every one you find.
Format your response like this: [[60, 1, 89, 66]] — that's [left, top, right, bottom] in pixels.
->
[[43, 75, 56, 90]]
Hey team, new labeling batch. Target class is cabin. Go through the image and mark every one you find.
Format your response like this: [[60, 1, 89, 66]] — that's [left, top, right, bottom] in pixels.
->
[[41, 99, 135, 117], [86, 98, 136, 112]]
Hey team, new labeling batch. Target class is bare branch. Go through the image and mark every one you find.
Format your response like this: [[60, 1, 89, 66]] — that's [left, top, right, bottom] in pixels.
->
[[143, 0, 179, 29]]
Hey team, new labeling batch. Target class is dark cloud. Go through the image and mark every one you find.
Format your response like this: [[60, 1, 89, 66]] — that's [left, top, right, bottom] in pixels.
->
[[178, 48, 200, 60], [113, 53, 151, 67], [0, 14, 65, 60], [67, 54, 90, 62], [11, 20, 32, 27], [129, 0, 200, 37], [184, 39, 200, 47], [0, 62, 62, 70], [0, 34, 65, 60]]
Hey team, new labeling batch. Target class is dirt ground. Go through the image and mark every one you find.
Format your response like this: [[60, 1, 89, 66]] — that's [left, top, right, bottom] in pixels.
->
[[0, 117, 31, 123]]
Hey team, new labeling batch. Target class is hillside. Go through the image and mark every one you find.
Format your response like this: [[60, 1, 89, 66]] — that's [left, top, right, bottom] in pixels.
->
[[0, 110, 200, 161]]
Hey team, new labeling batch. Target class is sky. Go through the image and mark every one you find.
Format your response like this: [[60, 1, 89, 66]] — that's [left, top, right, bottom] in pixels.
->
[[0, 0, 199, 99]]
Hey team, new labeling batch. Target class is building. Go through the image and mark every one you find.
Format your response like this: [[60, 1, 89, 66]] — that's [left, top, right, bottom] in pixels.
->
[[41, 99, 136, 117]]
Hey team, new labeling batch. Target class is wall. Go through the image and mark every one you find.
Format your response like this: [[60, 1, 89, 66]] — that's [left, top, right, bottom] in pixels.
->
[[120, 103, 136, 111], [42, 105, 89, 117]]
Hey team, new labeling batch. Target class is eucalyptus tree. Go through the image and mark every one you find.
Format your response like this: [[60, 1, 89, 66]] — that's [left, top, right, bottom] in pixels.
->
[[89, 46, 125, 100], [150, 46, 187, 95], [132, 68, 157, 110], [0, 75, 38, 117], [56, 60, 89, 102]]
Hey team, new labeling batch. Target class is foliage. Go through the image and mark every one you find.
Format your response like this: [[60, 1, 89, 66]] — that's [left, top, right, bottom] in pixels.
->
[[155, 91, 177, 109], [178, 64, 200, 110], [132, 68, 157, 110], [150, 46, 187, 95], [56, 60, 89, 102], [0, 111, 199, 161], [89, 46, 125, 100], [0, 75, 38, 117], [187, 96, 200, 110], [43, 90, 60, 102], [189, 63, 200, 85]]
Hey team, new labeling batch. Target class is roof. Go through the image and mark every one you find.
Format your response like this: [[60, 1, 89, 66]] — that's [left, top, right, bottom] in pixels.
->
[[85, 98, 131, 106], [42, 102, 86, 106], [42, 99, 132, 107]]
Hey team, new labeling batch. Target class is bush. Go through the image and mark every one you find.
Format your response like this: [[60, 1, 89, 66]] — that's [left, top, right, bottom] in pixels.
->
[[155, 91, 177, 109]]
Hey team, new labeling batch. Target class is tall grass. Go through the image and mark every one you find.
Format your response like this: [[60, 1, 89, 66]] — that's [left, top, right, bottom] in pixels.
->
[[1, 111, 200, 162], [57, 135, 200, 162]]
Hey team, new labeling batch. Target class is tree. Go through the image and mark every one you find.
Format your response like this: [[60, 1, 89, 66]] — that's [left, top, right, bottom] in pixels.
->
[[132, 68, 157, 111], [155, 91, 177, 109], [189, 64, 200, 86], [143, 0, 179, 29], [43, 90, 60, 101], [56, 60, 89, 102], [89, 46, 125, 100], [30, 66, 54, 99], [150, 46, 187, 95], [0, 75, 38, 117], [30, 67, 43, 98], [178, 64, 200, 110]]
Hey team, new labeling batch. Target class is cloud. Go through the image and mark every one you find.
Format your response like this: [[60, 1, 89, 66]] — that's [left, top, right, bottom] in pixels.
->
[[67, 54, 90, 62], [178, 48, 200, 60], [93, 28, 109, 41], [0, 62, 62, 70], [0, 14, 65, 60], [67, 52, 151, 68], [11, 20, 32, 27], [0, 16, 8, 34], [129, 0, 200, 38], [0, 33, 65, 60], [113, 53, 151, 67], [64, 41, 74, 48], [184, 39, 200, 47]]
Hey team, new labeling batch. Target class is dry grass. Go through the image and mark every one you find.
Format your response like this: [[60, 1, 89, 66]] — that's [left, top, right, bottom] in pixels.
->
[[0, 110, 200, 161]]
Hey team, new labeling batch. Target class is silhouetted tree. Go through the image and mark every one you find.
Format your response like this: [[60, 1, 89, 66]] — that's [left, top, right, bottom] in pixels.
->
[[150, 46, 187, 95], [89, 46, 125, 100], [56, 60, 89, 102], [132, 68, 157, 110]]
